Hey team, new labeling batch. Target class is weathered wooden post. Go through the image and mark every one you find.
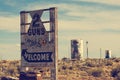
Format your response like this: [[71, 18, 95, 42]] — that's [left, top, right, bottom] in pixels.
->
[[50, 7, 58, 80]]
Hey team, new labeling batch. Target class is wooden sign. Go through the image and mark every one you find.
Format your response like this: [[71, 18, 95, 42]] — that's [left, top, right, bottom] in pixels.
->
[[20, 7, 58, 80], [20, 7, 57, 67]]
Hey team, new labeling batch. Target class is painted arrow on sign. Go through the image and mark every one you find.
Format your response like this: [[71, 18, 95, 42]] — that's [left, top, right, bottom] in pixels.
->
[[22, 49, 53, 62]]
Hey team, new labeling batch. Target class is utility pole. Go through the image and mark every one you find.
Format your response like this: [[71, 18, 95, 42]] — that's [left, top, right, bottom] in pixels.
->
[[99, 48, 102, 65], [86, 41, 88, 58], [100, 48, 102, 59]]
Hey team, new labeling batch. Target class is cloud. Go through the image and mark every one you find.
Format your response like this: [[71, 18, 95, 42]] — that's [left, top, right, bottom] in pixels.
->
[[25, 3, 120, 31], [59, 19, 120, 32], [0, 1, 119, 59], [0, 16, 20, 32], [4, 0, 17, 7], [0, 2, 119, 32], [74, 0, 120, 5]]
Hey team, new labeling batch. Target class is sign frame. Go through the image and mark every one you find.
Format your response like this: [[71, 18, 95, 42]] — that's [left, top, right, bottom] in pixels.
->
[[20, 7, 58, 80]]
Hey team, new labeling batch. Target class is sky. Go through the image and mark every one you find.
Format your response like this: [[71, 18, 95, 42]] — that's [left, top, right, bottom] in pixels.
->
[[0, 0, 120, 60]]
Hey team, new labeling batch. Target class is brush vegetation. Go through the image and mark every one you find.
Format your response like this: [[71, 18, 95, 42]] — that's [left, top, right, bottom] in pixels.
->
[[0, 58, 120, 80]]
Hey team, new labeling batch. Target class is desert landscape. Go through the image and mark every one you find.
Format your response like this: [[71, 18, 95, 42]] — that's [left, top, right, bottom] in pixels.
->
[[0, 58, 120, 80]]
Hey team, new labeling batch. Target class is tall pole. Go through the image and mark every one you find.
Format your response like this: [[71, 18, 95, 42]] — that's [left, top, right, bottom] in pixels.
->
[[100, 48, 102, 59], [20, 11, 28, 71], [50, 7, 58, 80], [86, 41, 88, 58], [99, 48, 102, 64]]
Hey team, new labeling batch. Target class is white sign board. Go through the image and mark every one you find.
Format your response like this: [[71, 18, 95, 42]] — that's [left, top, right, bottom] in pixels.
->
[[20, 8, 57, 68]]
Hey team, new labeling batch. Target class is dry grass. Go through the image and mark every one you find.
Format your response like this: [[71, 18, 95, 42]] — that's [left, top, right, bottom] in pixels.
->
[[0, 58, 120, 80], [58, 58, 120, 80]]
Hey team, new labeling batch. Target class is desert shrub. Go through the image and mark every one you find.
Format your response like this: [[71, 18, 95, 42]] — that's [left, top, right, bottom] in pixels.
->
[[88, 68, 103, 77], [105, 60, 113, 66], [7, 68, 15, 76], [111, 66, 120, 78], [1, 77, 8, 80], [115, 59, 120, 62], [17, 65, 21, 73], [76, 64, 80, 68], [62, 57, 68, 61], [84, 61, 96, 67], [62, 65, 67, 70], [69, 66, 73, 70], [58, 69, 61, 72], [116, 72, 120, 80], [79, 66, 90, 71]]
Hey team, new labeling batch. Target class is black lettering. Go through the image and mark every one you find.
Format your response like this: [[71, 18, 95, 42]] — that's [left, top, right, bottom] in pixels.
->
[[32, 13, 40, 27], [36, 28, 41, 35], [22, 49, 53, 62], [28, 29, 32, 36], [28, 28, 45, 36], [41, 28, 45, 35], [32, 28, 36, 35]]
